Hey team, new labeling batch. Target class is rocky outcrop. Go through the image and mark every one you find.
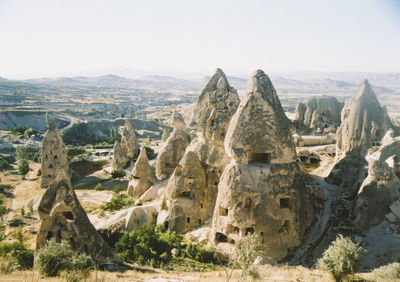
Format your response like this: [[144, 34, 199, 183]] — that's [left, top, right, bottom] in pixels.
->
[[211, 70, 315, 261], [171, 111, 186, 129], [336, 80, 393, 159], [155, 128, 189, 180], [40, 125, 69, 188], [112, 141, 129, 170], [37, 170, 119, 265], [157, 152, 209, 233], [120, 119, 139, 157], [127, 148, 156, 199], [294, 96, 343, 134], [193, 68, 240, 144], [354, 129, 400, 232]]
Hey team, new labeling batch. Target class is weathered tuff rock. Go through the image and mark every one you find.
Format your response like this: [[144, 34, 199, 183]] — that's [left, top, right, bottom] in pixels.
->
[[336, 79, 393, 160], [354, 129, 400, 232], [125, 204, 159, 232], [112, 141, 129, 170], [156, 128, 189, 180], [171, 111, 186, 129], [40, 125, 69, 188], [157, 151, 209, 233], [127, 148, 156, 199], [37, 171, 119, 265], [294, 96, 343, 134], [120, 119, 139, 157], [211, 70, 315, 261], [193, 68, 240, 144]]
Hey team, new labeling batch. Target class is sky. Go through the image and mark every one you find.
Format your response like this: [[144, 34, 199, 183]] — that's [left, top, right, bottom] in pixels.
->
[[0, 0, 399, 79]]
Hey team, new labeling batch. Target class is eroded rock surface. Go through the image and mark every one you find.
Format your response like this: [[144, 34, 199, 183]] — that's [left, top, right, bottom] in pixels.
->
[[120, 119, 139, 157], [40, 125, 69, 188], [112, 141, 129, 170], [156, 128, 189, 180], [171, 111, 186, 129], [37, 171, 119, 265], [211, 70, 315, 261], [127, 148, 156, 199]]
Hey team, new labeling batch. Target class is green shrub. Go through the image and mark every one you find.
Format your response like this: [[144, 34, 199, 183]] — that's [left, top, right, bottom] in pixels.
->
[[111, 168, 126, 179], [0, 241, 33, 270], [371, 262, 400, 279], [35, 238, 94, 277], [10, 125, 27, 136], [62, 123, 98, 146], [23, 128, 41, 137], [113, 185, 122, 194], [37, 169, 41, 176], [100, 194, 134, 211], [66, 145, 86, 160], [0, 158, 9, 170], [16, 145, 41, 162], [162, 128, 170, 142], [14, 250, 34, 270], [115, 224, 181, 268], [98, 229, 124, 249], [18, 160, 29, 175], [94, 183, 104, 191], [185, 244, 218, 264], [317, 235, 366, 280]]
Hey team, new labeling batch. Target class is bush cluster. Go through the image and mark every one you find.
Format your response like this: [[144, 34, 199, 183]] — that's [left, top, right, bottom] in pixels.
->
[[65, 145, 87, 160], [16, 145, 41, 162], [115, 224, 181, 268], [371, 262, 400, 279], [100, 194, 134, 211], [0, 240, 34, 270], [184, 244, 218, 264], [111, 168, 126, 179], [35, 238, 94, 277], [18, 160, 29, 175], [0, 158, 9, 170], [317, 235, 366, 280]]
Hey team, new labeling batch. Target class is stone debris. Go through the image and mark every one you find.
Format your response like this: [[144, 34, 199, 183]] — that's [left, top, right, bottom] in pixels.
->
[[40, 125, 69, 188]]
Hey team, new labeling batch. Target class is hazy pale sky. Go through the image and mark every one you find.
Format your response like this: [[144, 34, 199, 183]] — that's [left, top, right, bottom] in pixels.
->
[[0, 0, 399, 79]]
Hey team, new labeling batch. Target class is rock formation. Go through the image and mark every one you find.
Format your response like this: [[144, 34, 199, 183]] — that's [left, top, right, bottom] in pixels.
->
[[37, 170, 119, 265], [211, 70, 315, 261], [120, 119, 139, 157], [294, 96, 343, 134], [155, 128, 189, 180], [171, 111, 186, 129], [157, 151, 209, 233], [336, 79, 393, 159], [127, 148, 156, 199], [112, 141, 129, 170], [354, 129, 400, 232], [40, 125, 69, 188], [193, 68, 240, 143]]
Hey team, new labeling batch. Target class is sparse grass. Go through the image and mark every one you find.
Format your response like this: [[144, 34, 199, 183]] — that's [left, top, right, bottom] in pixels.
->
[[371, 262, 400, 279]]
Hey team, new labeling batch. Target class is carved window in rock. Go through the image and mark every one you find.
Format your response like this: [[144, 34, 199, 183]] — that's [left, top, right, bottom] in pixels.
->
[[228, 237, 235, 244], [245, 227, 254, 235], [48, 164, 53, 169], [280, 197, 292, 209], [63, 211, 74, 221], [247, 152, 271, 164], [226, 224, 239, 234], [187, 217, 190, 224], [279, 220, 290, 234], [215, 232, 227, 243], [54, 155, 58, 160], [219, 206, 228, 216]]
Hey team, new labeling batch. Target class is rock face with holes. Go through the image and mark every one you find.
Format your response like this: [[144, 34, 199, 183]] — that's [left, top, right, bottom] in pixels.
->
[[127, 148, 156, 199], [171, 111, 186, 129], [193, 68, 240, 144], [121, 119, 139, 157], [112, 140, 129, 170], [336, 80, 393, 160], [158, 69, 240, 233], [156, 128, 190, 180], [37, 170, 119, 265], [294, 96, 343, 134], [211, 70, 315, 261], [354, 129, 400, 232], [40, 125, 69, 188], [157, 151, 210, 233]]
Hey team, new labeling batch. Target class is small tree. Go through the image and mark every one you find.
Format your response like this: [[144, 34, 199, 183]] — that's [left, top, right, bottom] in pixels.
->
[[162, 128, 170, 142], [317, 234, 366, 281], [18, 160, 29, 175], [45, 112, 50, 128]]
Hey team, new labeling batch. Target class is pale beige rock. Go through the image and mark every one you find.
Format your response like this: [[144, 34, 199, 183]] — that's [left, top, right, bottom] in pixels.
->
[[171, 111, 186, 129], [156, 128, 189, 180], [193, 68, 240, 144], [120, 119, 139, 157], [211, 70, 315, 261], [125, 204, 158, 232], [40, 125, 69, 188], [157, 151, 210, 233], [336, 80, 393, 160], [112, 141, 129, 170], [37, 171, 119, 265], [127, 148, 156, 199]]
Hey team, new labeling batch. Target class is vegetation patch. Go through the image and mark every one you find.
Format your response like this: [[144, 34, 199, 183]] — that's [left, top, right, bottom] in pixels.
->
[[100, 194, 135, 211], [371, 262, 400, 279], [111, 168, 126, 179], [16, 145, 41, 162]]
